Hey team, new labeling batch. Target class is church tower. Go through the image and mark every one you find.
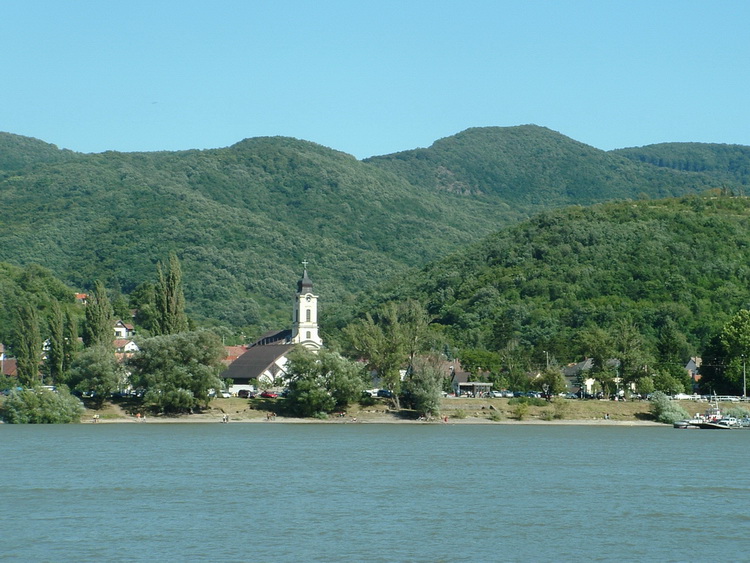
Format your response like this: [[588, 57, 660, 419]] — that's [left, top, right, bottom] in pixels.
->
[[291, 262, 323, 350]]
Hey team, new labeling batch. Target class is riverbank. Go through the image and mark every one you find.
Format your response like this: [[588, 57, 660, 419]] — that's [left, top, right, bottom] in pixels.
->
[[81, 396, 666, 426]]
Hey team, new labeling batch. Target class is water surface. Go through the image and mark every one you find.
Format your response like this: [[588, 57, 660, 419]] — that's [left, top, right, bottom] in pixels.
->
[[1, 423, 748, 562]]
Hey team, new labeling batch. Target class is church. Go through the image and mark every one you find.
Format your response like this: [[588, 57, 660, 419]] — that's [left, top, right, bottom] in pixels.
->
[[220, 264, 323, 393]]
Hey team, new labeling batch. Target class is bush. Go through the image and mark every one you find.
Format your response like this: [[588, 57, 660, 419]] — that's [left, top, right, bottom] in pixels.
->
[[0, 387, 84, 424], [512, 402, 529, 421], [552, 399, 569, 420], [649, 391, 689, 424], [724, 406, 750, 418], [452, 409, 467, 419], [508, 396, 547, 407]]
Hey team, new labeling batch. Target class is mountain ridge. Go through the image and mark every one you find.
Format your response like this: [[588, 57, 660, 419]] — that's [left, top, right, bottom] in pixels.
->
[[1, 125, 748, 335]]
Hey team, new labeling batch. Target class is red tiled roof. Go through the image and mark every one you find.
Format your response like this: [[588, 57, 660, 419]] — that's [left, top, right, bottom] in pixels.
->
[[2, 358, 17, 377]]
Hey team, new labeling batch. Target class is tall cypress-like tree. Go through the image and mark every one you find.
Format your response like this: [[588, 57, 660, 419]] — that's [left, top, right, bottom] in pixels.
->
[[14, 304, 42, 387], [63, 310, 79, 375], [83, 280, 113, 348], [46, 299, 65, 383], [154, 254, 188, 335]]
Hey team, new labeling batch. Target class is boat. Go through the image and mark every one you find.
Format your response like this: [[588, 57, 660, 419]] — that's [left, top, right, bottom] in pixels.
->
[[674, 398, 742, 429]]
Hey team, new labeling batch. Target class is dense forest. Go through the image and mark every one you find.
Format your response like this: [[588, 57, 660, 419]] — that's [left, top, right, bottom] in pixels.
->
[[326, 196, 750, 393], [1, 126, 750, 340]]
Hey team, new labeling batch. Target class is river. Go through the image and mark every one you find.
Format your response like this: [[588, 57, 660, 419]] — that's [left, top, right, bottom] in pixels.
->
[[1, 423, 748, 562]]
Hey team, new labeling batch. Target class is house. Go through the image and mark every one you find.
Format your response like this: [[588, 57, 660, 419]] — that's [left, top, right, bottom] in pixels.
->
[[219, 265, 323, 394], [685, 357, 701, 391], [0, 344, 17, 378], [448, 362, 491, 396], [563, 358, 595, 394], [114, 339, 140, 354], [113, 320, 135, 339]]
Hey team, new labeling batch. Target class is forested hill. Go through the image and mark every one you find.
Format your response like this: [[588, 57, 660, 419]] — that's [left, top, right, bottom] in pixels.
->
[[613, 142, 750, 186], [0, 132, 76, 172], [0, 135, 502, 332], [0, 126, 748, 335], [336, 196, 750, 366], [365, 126, 726, 206]]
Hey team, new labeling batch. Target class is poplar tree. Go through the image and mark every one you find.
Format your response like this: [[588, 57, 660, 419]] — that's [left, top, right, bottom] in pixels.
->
[[46, 299, 65, 383], [14, 304, 42, 387], [154, 253, 188, 335], [63, 310, 79, 375], [83, 280, 113, 348]]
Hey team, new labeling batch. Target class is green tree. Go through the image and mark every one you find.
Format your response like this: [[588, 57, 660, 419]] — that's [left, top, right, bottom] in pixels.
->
[[401, 354, 445, 416], [68, 345, 124, 409], [399, 299, 432, 373], [14, 304, 41, 387], [534, 366, 568, 398], [612, 319, 651, 389], [284, 347, 366, 417], [83, 280, 113, 348], [154, 254, 189, 335], [577, 325, 616, 395], [459, 348, 502, 378], [718, 309, 750, 394], [128, 330, 223, 413], [0, 387, 84, 424], [63, 310, 79, 376], [46, 299, 65, 384], [343, 302, 406, 406]]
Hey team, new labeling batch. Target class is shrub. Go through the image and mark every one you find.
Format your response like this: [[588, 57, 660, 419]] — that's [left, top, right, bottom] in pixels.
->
[[452, 409, 467, 419], [512, 402, 529, 421], [488, 411, 503, 422], [508, 396, 547, 407], [552, 399, 569, 420], [724, 406, 750, 418], [649, 391, 689, 424], [0, 387, 84, 424]]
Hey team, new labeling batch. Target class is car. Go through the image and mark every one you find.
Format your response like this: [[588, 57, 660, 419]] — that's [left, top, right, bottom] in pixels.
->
[[260, 391, 278, 399], [237, 389, 256, 399], [220, 391, 232, 398], [377, 389, 394, 398], [489, 391, 504, 398]]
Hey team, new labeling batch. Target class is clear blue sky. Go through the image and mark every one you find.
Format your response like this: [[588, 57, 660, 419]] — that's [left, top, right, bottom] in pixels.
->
[[2, 1, 749, 159]]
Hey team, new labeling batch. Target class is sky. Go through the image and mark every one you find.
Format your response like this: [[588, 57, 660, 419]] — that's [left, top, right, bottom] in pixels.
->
[[2, 1, 749, 159]]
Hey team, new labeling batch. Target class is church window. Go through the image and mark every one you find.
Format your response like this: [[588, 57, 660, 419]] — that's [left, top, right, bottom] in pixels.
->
[[306, 331, 311, 340], [306, 309, 311, 322]]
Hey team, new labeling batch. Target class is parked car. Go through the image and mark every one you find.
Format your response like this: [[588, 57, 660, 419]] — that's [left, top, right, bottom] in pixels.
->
[[260, 390, 278, 399], [237, 389, 256, 399], [489, 391, 504, 398], [377, 389, 394, 398], [220, 391, 232, 398]]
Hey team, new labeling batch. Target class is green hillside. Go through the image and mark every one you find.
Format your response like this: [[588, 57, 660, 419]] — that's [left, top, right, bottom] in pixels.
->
[[0, 126, 747, 336], [334, 196, 750, 371], [613, 142, 750, 187], [0, 132, 76, 172], [366, 126, 725, 207], [0, 135, 502, 332]]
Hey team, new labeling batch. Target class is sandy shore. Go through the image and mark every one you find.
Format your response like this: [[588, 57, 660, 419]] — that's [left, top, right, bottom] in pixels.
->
[[82, 396, 664, 425], [84, 410, 663, 426]]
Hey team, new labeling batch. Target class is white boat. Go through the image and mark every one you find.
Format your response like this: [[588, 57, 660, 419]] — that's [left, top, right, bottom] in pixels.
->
[[674, 398, 741, 429]]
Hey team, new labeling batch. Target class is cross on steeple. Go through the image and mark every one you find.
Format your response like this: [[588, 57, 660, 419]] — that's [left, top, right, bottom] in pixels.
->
[[302, 259, 308, 270]]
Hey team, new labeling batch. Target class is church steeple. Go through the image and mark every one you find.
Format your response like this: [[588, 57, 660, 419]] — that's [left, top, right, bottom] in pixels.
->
[[291, 261, 323, 350], [297, 260, 313, 294]]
